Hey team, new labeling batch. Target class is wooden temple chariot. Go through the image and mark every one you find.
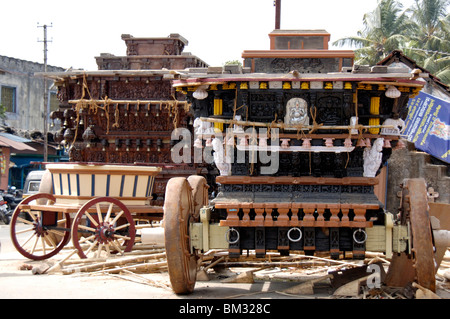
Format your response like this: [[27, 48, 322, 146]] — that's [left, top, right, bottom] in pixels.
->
[[30, 12, 443, 295]]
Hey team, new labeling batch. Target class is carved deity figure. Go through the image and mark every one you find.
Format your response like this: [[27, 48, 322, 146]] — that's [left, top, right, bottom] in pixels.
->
[[363, 138, 384, 177], [381, 118, 405, 136], [233, 115, 244, 133], [284, 98, 309, 129], [193, 118, 214, 135], [193, 118, 215, 148], [212, 138, 231, 176]]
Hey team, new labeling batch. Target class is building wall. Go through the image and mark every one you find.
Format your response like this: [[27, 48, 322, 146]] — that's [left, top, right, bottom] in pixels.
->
[[0, 147, 10, 190], [386, 142, 449, 213], [0, 55, 65, 131]]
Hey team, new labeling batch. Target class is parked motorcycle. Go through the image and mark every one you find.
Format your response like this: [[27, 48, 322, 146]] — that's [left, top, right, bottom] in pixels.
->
[[3, 186, 22, 213], [0, 187, 23, 224], [0, 194, 11, 224]]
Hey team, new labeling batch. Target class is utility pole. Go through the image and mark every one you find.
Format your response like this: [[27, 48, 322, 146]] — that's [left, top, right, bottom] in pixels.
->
[[274, 0, 281, 30], [37, 23, 52, 162]]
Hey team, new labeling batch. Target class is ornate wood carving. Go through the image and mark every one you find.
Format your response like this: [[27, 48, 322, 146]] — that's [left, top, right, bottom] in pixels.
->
[[253, 57, 341, 74]]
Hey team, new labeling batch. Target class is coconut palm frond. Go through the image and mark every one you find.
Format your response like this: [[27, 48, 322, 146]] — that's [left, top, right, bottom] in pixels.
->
[[434, 65, 450, 83], [332, 36, 373, 48]]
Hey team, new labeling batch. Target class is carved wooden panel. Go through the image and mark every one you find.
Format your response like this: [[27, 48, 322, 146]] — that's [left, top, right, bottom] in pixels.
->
[[253, 58, 341, 74], [107, 81, 172, 100]]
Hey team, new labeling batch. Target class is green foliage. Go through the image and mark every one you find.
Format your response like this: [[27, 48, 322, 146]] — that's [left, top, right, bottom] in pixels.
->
[[333, 0, 450, 84], [224, 60, 243, 67]]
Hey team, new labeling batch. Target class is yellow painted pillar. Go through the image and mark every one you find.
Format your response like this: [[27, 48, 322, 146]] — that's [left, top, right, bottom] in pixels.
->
[[369, 96, 380, 134], [214, 97, 223, 131]]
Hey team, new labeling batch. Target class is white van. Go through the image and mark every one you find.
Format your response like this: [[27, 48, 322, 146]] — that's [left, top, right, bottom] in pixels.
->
[[22, 170, 46, 198]]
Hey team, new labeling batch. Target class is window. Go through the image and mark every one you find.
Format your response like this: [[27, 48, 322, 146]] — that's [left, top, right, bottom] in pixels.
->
[[1, 86, 16, 113], [275, 36, 325, 50], [27, 181, 41, 193], [49, 91, 59, 113]]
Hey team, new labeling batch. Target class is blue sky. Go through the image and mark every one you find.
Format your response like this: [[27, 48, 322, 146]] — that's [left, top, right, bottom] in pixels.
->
[[1, 0, 418, 70]]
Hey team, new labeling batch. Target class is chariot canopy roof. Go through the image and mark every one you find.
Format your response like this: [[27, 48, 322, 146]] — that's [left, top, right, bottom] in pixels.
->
[[172, 65, 428, 89]]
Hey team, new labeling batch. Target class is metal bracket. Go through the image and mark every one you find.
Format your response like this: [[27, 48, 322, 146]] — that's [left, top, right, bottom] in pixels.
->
[[200, 207, 211, 252], [385, 212, 394, 258]]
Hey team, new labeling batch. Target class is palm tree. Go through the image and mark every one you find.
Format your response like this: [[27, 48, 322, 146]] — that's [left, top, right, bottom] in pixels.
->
[[407, 0, 449, 49], [333, 0, 412, 65], [334, 0, 450, 84], [403, 0, 450, 84]]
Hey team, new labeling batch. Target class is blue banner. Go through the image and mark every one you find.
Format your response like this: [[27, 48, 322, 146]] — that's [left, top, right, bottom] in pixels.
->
[[404, 91, 450, 164]]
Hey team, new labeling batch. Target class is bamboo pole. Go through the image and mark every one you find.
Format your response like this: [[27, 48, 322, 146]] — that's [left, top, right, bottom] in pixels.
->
[[122, 248, 166, 256], [199, 117, 394, 132], [61, 253, 167, 275], [107, 269, 171, 290], [215, 261, 329, 268], [46, 249, 79, 273], [57, 248, 165, 266], [70, 261, 168, 276], [69, 99, 189, 106]]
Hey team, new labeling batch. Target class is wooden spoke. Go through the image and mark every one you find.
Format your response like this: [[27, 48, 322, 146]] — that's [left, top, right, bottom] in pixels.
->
[[105, 203, 113, 222], [71, 197, 135, 259], [78, 224, 97, 233], [25, 210, 38, 222], [113, 234, 131, 240], [77, 234, 96, 245], [10, 193, 71, 260], [84, 211, 99, 227], [43, 234, 57, 249], [21, 232, 36, 252], [110, 240, 123, 255], [96, 244, 104, 258], [47, 229, 66, 238], [84, 239, 99, 256], [110, 211, 124, 225], [96, 203, 103, 224], [15, 226, 35, 235], [114, 223, 131, 231], [16, 217, 35, 226]]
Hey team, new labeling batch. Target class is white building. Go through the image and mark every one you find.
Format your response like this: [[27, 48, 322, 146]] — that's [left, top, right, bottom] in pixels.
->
[[0, 55, 65, 131]]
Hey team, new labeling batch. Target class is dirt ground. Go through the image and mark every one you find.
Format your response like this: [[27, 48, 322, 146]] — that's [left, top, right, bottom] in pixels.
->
[[1, 224, 449, 303]]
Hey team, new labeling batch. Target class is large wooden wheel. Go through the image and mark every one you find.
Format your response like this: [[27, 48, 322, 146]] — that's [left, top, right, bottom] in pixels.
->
[[187, 175, 209, 220], [386, 178, 436, 291], [164, 177, 198, 294], [10, 193, 71, 260], [71, 197, 136, 259]]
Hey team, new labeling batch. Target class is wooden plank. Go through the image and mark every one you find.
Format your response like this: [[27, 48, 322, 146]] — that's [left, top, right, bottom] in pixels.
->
[[19, 203, 163, 214], [219, 219, 373, 228], [214, 202, 379, 210], [199, 116, 397, 132], [215, 176, 379, 186]]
